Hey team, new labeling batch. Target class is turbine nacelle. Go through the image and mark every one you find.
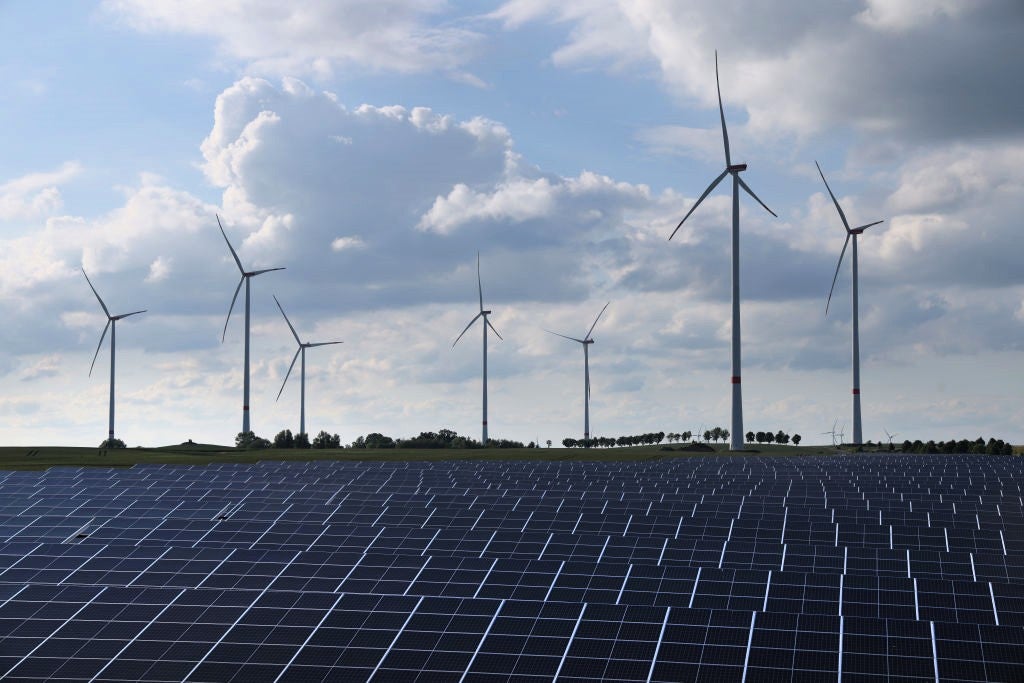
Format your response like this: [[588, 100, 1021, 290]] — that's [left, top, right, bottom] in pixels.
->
[[727, 163, 748, 173]]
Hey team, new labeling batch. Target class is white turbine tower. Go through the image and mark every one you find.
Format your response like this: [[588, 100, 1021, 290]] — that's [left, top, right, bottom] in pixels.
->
[[453, 253, 502, 445], [274, 295, 343, 438], [218, 215, 284, 435], [546, 302, 610, 446], [82, 269, 145, 445], [818, 161, 884, 446], [668, 51, 777, 451]]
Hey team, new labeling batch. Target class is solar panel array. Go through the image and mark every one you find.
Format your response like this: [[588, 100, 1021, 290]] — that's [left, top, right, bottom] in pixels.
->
[[0, 454, 1022, 681]]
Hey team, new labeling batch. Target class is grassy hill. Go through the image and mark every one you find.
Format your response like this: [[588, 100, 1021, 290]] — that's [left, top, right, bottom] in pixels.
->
[[0, 441, 918, 470]]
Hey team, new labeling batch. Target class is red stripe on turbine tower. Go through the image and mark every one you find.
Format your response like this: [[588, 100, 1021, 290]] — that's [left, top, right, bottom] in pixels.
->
[[731, 376, 741, 384], [852, 389, 860, 395]]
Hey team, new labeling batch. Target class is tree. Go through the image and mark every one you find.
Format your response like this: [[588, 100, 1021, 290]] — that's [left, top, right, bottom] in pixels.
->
[[775, 430, 789, 445], [364, 433, 396, 448], [792, 434, 802, 446], [273, 429, 295, 449], [546, 440, 552, 448], [236, 431, 270, 450], [100, 438, 126, 449], [764, 431, 775, 444], [656, 432, 665, 444], [562, 438, 577, 448], [722, 429, 730, 443], [294, 432, 310, 449], [745, 431, 755, 444], [682, 431, 692, 443], [312, 431, 340, 449]]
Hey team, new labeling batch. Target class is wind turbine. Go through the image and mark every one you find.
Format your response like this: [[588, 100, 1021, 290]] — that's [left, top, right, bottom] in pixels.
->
[[82, 269, 146, 445], [274, 295, 342, 438], [453, 253, 502, 445], [818, 161, 884, 446], [217, 215, 284, 435], [668, 51, 777, 451], [821, 419, 839, 447], [546, 302, 610, 446], [883, 428, 898, 449]]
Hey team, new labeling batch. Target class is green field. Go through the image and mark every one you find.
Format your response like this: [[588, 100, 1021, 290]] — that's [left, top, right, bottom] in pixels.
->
[[0, 442, 900, 470]]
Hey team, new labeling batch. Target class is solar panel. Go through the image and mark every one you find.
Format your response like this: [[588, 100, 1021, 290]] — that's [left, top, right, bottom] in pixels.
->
[[0, 454, 1021, 679]]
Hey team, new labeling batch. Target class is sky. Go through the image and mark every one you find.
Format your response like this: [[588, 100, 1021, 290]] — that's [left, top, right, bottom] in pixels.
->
[[1, 0, 1022, 448]]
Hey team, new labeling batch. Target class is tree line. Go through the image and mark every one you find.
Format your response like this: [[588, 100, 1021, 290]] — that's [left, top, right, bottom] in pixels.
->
[[745, 430, 802, 445]]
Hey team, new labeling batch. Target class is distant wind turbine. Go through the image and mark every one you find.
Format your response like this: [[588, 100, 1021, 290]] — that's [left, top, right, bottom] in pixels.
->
[[274, 295, 342, 438], [453, 253, 502, 445], [883, 428, 898, 447], [668, 51, 777, 451], [821, 419, 839, 447], [218, 215, 284, 435], [82, 268, 145, 445], [818, 161, 884, 446], [546, 302, 610, 445]]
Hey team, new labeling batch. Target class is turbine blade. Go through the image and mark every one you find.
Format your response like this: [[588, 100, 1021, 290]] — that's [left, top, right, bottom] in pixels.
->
[[477, 252, 484, 312], [545, 329, 585, 344], [222, 276, 244, 342], [81, 269, 110, 318], [825, 233, 851, 317], [857, 219, 884, 231], [89, 320, 111, 377], [453, 312, 482, 347], [737, 176, 777, 217], [217, 214, 246, 274], [307, 341, 343, 348], [584, 301, 610, 341], [486, 317, 503, 341], [814, 161, 851, 232], [251, 267, 285, 276], [668, 169, 728, 240], [276, 348, 301, 400], [715, 50, 731, 167], [274, 295, 302, 344], [114, 309, 147, 321]]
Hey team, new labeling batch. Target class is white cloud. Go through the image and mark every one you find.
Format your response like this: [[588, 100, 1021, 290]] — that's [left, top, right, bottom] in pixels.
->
[[331, 236, 365, 252], [102, 0, 484, 77], [492, 0, 1024, 143], [145, 256, 172, 283], [19, 355, 62, 382], [0, 162, 81, 221]]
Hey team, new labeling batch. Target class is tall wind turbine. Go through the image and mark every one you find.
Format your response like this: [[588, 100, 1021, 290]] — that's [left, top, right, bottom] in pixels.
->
[[668, 51, 777, 451], [218, 215, 284, 435], [546, 302, 610, 445], [453, 253, 502, 445], [82, 269, 145, 445], [274, 295, 342, 438], [818, 161, 884, 446]]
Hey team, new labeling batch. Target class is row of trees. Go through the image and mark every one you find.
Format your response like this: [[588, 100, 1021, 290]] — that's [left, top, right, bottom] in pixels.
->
[[562, 432, 667, 448], [899, 437, 1014, 455], [352, 428, 525, 449], [235, 429, 342, 450], [745, 430, 802, 446]]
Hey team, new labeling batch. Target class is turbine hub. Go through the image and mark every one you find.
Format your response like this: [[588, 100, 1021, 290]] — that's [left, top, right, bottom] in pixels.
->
[[727, 163, 748, 173], [850, 228, 865, 235], [482, 310, 491, 315], [584, 339, 595, 344]]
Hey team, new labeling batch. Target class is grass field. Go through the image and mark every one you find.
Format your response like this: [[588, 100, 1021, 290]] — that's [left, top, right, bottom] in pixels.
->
[[0, 441, 934, 471]]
